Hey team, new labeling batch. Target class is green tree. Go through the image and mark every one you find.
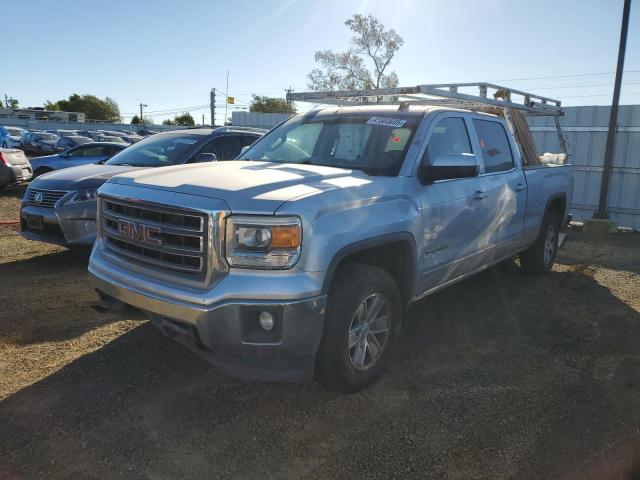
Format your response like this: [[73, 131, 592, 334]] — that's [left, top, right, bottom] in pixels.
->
[[307, 14, 403, 91], [162, 118, 175, 126], [44, 101, 60, 111], [249, 96, 295, 114], [173, 113, 195, 126], [7, 97, 19, 109], [130, 115, 141, 124], [45, 94, 121, 122]]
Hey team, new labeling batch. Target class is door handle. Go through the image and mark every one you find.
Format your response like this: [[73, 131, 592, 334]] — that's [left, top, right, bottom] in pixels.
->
[[515, 183, 527, 191], [472, 190, 488, 200]]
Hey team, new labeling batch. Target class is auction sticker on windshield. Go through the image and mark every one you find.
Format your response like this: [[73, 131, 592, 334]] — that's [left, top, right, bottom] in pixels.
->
[[366, 117, 407, 128], [173, 138, 198, 145]]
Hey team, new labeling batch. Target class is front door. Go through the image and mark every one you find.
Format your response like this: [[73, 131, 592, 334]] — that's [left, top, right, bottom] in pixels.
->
[[417, 114, 492, 293]]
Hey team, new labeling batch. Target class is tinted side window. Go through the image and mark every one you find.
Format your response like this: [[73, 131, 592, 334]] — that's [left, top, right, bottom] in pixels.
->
[[240, 135, 259, 147], [199, 136, 242, 160], [423, 117, 472, 163], [69, 145, 106, 157], [473, 120, 514, 173], [106, 146, 123, 156]]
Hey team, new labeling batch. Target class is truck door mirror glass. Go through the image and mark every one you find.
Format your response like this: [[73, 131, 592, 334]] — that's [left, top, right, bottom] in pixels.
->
[[194, 152, 218, 163], [420, 153, 479, 183]]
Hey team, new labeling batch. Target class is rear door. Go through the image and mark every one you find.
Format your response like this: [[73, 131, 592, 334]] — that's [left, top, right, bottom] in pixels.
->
[[471, 118, 527, 260], [416, 114, 492, 293], [64, 145, 111, 168]]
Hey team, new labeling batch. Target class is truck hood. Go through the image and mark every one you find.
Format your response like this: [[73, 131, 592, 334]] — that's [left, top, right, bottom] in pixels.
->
[[107, 161, 377, 214], [32, 164, 143, 190]]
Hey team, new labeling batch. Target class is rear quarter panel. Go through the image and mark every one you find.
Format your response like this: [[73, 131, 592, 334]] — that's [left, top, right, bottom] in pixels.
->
[[522, 164, 574, 246]]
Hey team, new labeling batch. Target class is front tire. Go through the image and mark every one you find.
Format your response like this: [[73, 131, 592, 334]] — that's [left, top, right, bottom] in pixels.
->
[[520, 212, 560, 274], [316, 263, 402, 392], [32, 168, 52, 179]]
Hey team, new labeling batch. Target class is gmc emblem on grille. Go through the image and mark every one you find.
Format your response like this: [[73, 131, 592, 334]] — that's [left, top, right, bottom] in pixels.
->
[[116, 219, 162, 245]]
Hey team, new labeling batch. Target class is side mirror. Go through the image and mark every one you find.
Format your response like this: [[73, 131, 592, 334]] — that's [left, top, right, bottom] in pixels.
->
[[240, 145, 250, 155], [420, 153, 479, 183], [194, 152, 218, 163]]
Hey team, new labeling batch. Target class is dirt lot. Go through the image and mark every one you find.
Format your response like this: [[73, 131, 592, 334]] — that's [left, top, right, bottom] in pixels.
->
[[1, 183, 639, 479]]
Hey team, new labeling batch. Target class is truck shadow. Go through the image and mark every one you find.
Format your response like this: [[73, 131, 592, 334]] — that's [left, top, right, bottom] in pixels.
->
[[0, 248, 132, 345], [0, 183, 27, 200], [2, 262, 640, 478]]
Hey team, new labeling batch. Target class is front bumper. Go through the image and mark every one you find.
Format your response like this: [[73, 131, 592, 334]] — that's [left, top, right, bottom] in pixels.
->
[[20, 200, 97, 246], [90, 260, 327, 383]]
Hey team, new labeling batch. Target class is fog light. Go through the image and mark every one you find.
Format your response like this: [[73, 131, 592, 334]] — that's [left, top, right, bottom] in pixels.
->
[[259, 311, 274, 331]]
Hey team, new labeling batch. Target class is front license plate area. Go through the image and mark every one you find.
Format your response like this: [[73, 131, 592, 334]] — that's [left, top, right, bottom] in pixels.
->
[[26, 214, 43, 230]]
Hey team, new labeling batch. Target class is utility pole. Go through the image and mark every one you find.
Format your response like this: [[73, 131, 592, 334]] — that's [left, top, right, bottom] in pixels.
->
[[139, 103, 148, 125], [4, 94, 8, 108], [594, 0, 631, 219], [202, 114, 205, 126], [285, 86, 293, 111], [210, 88, 216, 127], [224, 71, 229, 126]]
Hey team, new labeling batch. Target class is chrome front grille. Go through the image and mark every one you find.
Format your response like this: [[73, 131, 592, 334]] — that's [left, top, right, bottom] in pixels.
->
[[101, 196, 209, 277], [27, 188, 67, 208]]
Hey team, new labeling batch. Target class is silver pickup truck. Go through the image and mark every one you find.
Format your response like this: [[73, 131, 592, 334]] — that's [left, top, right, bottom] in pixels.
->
[[89, 86, 573, 392]]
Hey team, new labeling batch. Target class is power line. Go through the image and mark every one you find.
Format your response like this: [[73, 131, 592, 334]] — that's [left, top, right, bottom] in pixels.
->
[[487, 69, 640, 83], [563, 91, 640, 98]]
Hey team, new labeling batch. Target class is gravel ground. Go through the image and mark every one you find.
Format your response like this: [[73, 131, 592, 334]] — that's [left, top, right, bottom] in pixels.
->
[[1, 183, 639, 479]]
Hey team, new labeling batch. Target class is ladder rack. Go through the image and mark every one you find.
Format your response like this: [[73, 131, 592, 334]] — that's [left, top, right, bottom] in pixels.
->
[[287, 82, 563, 117]]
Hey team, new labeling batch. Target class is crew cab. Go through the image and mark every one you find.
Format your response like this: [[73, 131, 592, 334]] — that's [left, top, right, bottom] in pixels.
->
[[89, 86, 573, 392]]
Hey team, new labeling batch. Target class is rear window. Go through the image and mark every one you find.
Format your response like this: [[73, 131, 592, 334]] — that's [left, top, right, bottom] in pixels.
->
[[36, 133, 57, 141]]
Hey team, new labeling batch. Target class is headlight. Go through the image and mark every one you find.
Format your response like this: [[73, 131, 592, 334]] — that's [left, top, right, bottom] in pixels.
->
[[66, 187, 98, 204], [225, 215, 301, 269]]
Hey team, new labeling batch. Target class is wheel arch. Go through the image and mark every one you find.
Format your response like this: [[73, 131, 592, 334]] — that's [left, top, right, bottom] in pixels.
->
[[322, 232, 417, 308]]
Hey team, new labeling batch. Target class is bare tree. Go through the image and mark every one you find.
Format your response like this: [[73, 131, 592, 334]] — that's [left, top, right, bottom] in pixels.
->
[[307, 14, 403, 92]]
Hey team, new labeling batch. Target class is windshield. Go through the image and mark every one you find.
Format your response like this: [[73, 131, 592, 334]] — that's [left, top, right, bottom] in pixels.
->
[[7, 128, 22, 136], [237, 114, 418, 176], [73, 137, 92, 144], [36, 133, 57, 141], [105, 133, 203, 167]]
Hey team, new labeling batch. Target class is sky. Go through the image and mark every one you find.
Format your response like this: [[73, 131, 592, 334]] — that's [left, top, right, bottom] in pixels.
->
[[3, 0, 639, 125]]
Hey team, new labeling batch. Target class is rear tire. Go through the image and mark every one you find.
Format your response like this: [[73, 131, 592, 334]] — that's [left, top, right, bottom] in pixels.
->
[[316, 263, 402, 392], [520, 212, 560, 275]]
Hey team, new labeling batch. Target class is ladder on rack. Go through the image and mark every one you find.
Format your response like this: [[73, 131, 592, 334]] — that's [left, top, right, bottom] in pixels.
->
[[287, 82, 569, 165]]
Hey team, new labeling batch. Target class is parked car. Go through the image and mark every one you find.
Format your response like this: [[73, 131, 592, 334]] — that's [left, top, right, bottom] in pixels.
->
[[136, 129, 158, 136], [30, 142, 125, 178], [44, 129, 78, 138], [0, 126, 26, 148], [120, 134, 144, 144], [20, 131, 59, 155], [93, 135, 128, 145], [0, 148, 32, 188], [88, 103, 573, 391], [97, 130, 128, 138], [20, 127, 263, 246], [55, 135, 93, 152], [76, 130, 105, 140]]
